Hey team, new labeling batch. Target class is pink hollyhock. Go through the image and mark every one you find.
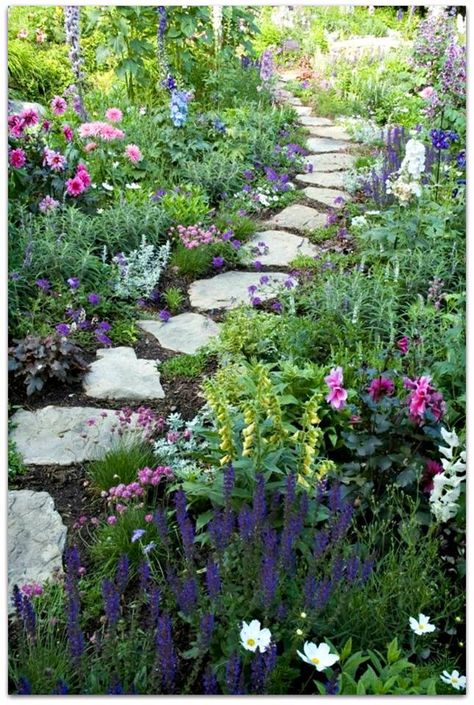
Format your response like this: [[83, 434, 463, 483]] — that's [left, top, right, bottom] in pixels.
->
[[105, 107, 123, 123], [51, 95, 68, 115], [404, 375, 446, 425], [421, 459, 443, 493], [368, 376, 395, 402], [39, 195, 60, 213], [63, 124, 74, 142], [124, 143, 143, 163], [397, 336, 409, 355], [66, 176, 86, 197], [9, 148, 26, 168], [20, 108, 39, 127], [324, 366, 348, 410], [84, 141, 98, 152]]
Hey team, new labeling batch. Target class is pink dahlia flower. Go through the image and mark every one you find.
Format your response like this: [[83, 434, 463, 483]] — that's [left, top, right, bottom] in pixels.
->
[[44, 149, 67, 172], [9, 148, 26, 169], [51, 95, 68, 115], [66, 176, 86, 197], [421, 459, 443, 493], [20, 108, 39, 127], [324, 366, 348, 410], [124, 143, 143, 163], [368, 376, 395, 402], [8, 114, 24, 138], [404, 375, 446, 425], [105, 107, 123, 123], [39, 195, 60, 213], [76, 164, 92, 188], [63, 124, 74, 142]]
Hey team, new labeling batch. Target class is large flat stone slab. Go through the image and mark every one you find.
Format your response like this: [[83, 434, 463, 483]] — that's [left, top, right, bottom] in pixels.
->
[[304, 153, 355, 172], [296, 171, 350, 189], [8, 490, 67, 611], [306, 137, 351, 153], [241, 230, 319, 266], [189, 271, 289, 311], [139, 313, 220, 354], [303, 186, 350, 208], [10, 406, 151, 466], [265, 204, 326, 231], [298, 116, 334, 127], [306, 125, 352, 141], [83, 347, 165, 400], [294, 105, 313, 116]]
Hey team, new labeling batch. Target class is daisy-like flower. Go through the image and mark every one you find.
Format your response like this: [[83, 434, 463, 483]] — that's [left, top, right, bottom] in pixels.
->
[[297, 641, 340, 671], [440, 670, 466, 691], [51, 95, 68, 115], [240, 620, 272, 653], [131, 529, 146, 543], [105, 107, 123, 123], [409, 613, 436, 635], [125, 143, 143, 163]]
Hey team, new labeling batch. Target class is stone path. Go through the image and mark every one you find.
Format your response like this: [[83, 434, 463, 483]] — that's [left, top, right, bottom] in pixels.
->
[[296, 171, 350, 189], [139, 313, 220, 355], [241, 230, 320, 266], [8, 490, 67, 611], [83, 346, 165, 400], [189, 270, 290, 311], [303, 186, 350, 208]]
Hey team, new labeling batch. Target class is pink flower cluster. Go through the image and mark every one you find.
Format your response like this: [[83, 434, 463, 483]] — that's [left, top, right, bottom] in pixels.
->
[[325, 366, 348, 411], [368, 376, 395, 402], [137, 465, 174, 485], [8, 108, 40, 138], [170, 223, 221, 249], [404, 375, 446, 425], [106, 466, 173, 508], [107, 481, 145, 501], [105, 107, 123, 123], [78, 121, 125, 141], [9, 148, 27, 169], [39, 195, 60, 213], [20, 582, 44, 597], [65, 163, 91, 197], [51, 95, 68, 115], [114, 406, 166, 439], [43, 147, 67, 172], [124, 143, 142, 163]]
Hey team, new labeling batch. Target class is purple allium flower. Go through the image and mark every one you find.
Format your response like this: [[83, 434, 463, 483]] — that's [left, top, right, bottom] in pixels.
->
[[35, 278, 51, 292], [67, 277, 80, 290], [102, 579, 120, 627], [55, 323, 70, 337], [131, 528, 146, 543], [156, 613, 177, 692], [87, 292, 101, 305], [212, 256, 224, 268], [159, 309, 171, 322], [253, 260, 263, 271]]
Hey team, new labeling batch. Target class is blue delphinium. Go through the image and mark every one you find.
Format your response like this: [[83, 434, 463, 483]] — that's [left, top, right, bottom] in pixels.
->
[[170, 90, 189, 127], [430, 128, 459, 150], [213, 117, 226, 134]]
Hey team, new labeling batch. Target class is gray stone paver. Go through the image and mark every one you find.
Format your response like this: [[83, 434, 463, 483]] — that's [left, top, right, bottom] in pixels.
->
[[139, 313, 220, 355], [304, 152, 356, 172], [266, 204, 326, 231], [303, 186, 350, 208], [296, 171, 350, 189], [241, 230, 319, 266], [305, 125, 352, 141], [83, 347, 165, 400], [306, 136, 351, 153], [189, 270, 290, 311], [298, 116, 334, 127]]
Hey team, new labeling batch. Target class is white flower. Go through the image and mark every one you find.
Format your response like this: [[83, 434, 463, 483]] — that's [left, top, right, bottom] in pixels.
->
[[297, 641, 339, 671], [440, 427, 459, 449], [125, 182, 141, 190], [409, 614, 436, 635], [240, 620, 272, 653], [351, 215, 368, 229], [440, 670, 466, 690], [102, 182, 114, 191]]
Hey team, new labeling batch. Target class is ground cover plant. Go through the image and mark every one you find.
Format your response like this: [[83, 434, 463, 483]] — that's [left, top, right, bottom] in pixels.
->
[[8, 4, 465, 696]]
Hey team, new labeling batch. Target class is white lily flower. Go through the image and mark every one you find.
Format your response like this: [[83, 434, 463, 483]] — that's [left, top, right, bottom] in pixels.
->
[[409, 614, 436, 635], [297, 641, 339, 671], [440, 670, 466, 690], [240, 620, 272, 653]]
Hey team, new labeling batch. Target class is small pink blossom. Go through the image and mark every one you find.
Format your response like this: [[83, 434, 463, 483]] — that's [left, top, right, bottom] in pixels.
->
[[397, 336, 409, 355], [63, 124, 74, 141], [8, 115, 24, 138], [100, 123, 125, 141], [39, 195, 60, 213], [368, 376, 395, 402], [84, 141, 98, 152], [76, 164, 92, 188], [66, 176, 86, 197], [105, 107, 123, 123], [107, 516, 117, 525], [51, 95, 68, 115], [20, 582, 43, 597], [324, 366, 348, 410], [36, 29, 46, 43], [419, 86, 435, 100], [144, 514, 154, 523], [9, 148, 26, 168], [20, 108, 39, 127], [44, 149, 67, 172], [125, 143, 143, 162], [17, 29, 28, 39]]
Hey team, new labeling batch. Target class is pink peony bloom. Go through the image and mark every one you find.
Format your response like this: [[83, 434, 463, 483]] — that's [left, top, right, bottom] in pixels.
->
[[419, 86, 435, 100], [63, 124, 74, 141], [404, 375, 446, 425], [66, 175, 86, 197], [324, 366, 348, 410], [124, 143, 143, 163], [39, 195, 60, 213], [397, 336, 409, 355], [105, 107, 123, 123], [20, 108, 39, 127], [84, 141, 98, 152], [51, 95, 68, 115], [368, 376, 395, 402], [9, 148, 26, 168]]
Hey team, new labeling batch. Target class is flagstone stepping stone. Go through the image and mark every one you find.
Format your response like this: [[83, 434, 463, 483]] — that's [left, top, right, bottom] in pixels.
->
[[294, 105, 313, 116], [10, 406, 151, 466], [8, 490, 67, 611], [189, 270, 289, 311], [288, 96, 302, 106], [304, 153, 355, 172], [298, 115, 334, 127], [296, 171, 350, 189], [303, 186, 350, 208], [306, 137, 351, 153], [279, 69, 301, 82], [265, 204, 326, 231], [83, 347, 165, 400], [241, 230, 319, 267], [305, 125, 352, 141], [139, 313, 220, 355]]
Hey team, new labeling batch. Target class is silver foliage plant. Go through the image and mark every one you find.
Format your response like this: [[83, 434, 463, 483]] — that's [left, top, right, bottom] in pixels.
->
[[110, 236, 171, 300]]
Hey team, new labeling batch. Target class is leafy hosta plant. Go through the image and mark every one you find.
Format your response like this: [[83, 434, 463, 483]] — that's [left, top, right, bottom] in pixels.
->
[[8, 333, 89, 395]]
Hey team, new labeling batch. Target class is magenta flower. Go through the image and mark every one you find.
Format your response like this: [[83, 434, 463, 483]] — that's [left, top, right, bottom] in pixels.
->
[[51, 96, 68, 115], [88, 293, 101, 305], [105, 107, 123, 123], [20, 108, 39, 127], [76, 165, 91, 188], [63, 124, 74, 141], [397, 337, 409, 355], [66, 176, 85, 197], [421, 459, 443, 493], [212, 256, 224, 268], [9, 148, 26, 169], [404, 375, 446, 425], [324, 366, 348, 410], [67, 277, 80, 290], [124, 143, 142, 162], [55, 323, 71, 337], [44, 149, 67, 172], [368, 376, 395, 402], [107, 516, 117, 525]]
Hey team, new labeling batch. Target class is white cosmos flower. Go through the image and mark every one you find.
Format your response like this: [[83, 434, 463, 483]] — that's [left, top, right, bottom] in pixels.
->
[[240, 620, 272, 653], [409, 614, 436, 635], [297, 641, 339, 671], [440, 670, 466, 690]]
